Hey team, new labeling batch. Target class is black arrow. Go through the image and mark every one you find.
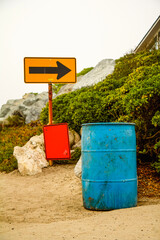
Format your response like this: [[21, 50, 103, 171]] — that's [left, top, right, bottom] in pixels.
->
[[29, 61, 71, 80]]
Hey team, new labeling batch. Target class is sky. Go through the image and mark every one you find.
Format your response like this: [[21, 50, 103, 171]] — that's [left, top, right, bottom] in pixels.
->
[[0, 0, 159, 109]]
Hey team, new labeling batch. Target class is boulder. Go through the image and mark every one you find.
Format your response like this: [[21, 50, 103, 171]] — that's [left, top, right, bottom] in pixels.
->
[[69, 130, 75, 148], [69, 130, 81, 148], [0, 92, 48, 124], [22, 92, 49, 124], [72, 130, 81, 144], [80, 127, 82, 136], [74, 156, 82, 178], [13, 134, 49, 176]]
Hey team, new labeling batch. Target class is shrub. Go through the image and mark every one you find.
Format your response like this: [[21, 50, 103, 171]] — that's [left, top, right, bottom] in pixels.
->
[[52, 83, 65, 94], [77, 67, 93, 77], [6, 115, 25, 127], [152, 156, 160, 173], [70, 147, 81, 162]]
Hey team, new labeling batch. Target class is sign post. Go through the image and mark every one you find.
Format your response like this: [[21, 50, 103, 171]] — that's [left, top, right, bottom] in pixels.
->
[[24, 57, 76, 166], [48, 83, 53, 166], [48, 83, 53, 125]]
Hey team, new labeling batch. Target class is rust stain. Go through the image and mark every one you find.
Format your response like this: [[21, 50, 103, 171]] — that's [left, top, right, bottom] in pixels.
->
[[88, 197, 93, 201]]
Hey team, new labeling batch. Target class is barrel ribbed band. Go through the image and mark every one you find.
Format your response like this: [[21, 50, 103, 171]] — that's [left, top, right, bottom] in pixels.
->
[[82, 178, 137, 183], [82, 149, 136, 152]]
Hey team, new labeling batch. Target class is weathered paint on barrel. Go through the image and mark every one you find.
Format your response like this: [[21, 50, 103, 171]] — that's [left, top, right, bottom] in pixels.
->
[[81, 122, 137, 210]]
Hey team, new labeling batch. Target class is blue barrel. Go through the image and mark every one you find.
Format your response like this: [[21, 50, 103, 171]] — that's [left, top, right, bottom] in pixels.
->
[[81, 122, 137, 210]]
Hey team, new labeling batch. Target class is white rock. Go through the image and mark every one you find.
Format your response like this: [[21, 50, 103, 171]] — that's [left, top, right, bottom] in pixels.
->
[[73, 131, 81, 144], [69, 130, 75, 148], [79, 127, 82, 136], [0, 92, 48, 124], [13, 134, 49, 176], [69, 130, 81, 148], [74, 156, 82, 178], [72, 59, 115, 91]]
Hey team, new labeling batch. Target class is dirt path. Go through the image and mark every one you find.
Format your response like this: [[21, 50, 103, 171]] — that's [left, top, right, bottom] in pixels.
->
[[0, 164, 160, 240]]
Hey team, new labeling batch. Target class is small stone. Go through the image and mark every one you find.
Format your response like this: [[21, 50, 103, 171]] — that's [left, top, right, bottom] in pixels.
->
[[72, 140, 81, 149]]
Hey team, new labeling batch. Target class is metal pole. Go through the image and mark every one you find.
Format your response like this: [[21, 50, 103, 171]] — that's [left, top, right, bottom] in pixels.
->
[[48, 83, 53, 166], [48, 83, 53, 125]]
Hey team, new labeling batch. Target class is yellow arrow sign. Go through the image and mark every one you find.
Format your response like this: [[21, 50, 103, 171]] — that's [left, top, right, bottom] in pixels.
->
[[24, 57, 76, 83]]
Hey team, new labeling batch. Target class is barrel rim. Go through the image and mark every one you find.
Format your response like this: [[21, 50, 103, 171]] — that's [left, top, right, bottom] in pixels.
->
[[82, 122, 135, 126]]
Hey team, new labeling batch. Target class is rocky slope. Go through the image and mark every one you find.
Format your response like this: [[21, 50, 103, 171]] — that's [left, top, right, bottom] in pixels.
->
[[0, 59, 115, 125]]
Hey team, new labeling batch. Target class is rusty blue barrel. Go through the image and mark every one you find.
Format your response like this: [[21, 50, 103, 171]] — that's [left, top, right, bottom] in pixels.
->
[[81, 122, 137, 210]]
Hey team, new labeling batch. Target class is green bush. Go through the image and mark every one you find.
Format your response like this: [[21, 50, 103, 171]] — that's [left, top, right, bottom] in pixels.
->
[[40, 50, 160, 172], [6, 115, 25, 126], [77, 67, 93, 77], [152, 156, 160, 173], [70, 147, 81, 162], [52, 83, 65, 94]]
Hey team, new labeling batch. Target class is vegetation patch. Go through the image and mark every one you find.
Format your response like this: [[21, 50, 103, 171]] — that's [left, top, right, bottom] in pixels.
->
[[6, 114, 25, 127], [77, 67, 94, 77], [52, 83, 65, 94], [0, 121, 43, 172]]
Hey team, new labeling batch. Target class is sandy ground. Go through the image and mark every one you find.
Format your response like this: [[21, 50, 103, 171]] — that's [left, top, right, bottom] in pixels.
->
[[0, 164, 160, 240]]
